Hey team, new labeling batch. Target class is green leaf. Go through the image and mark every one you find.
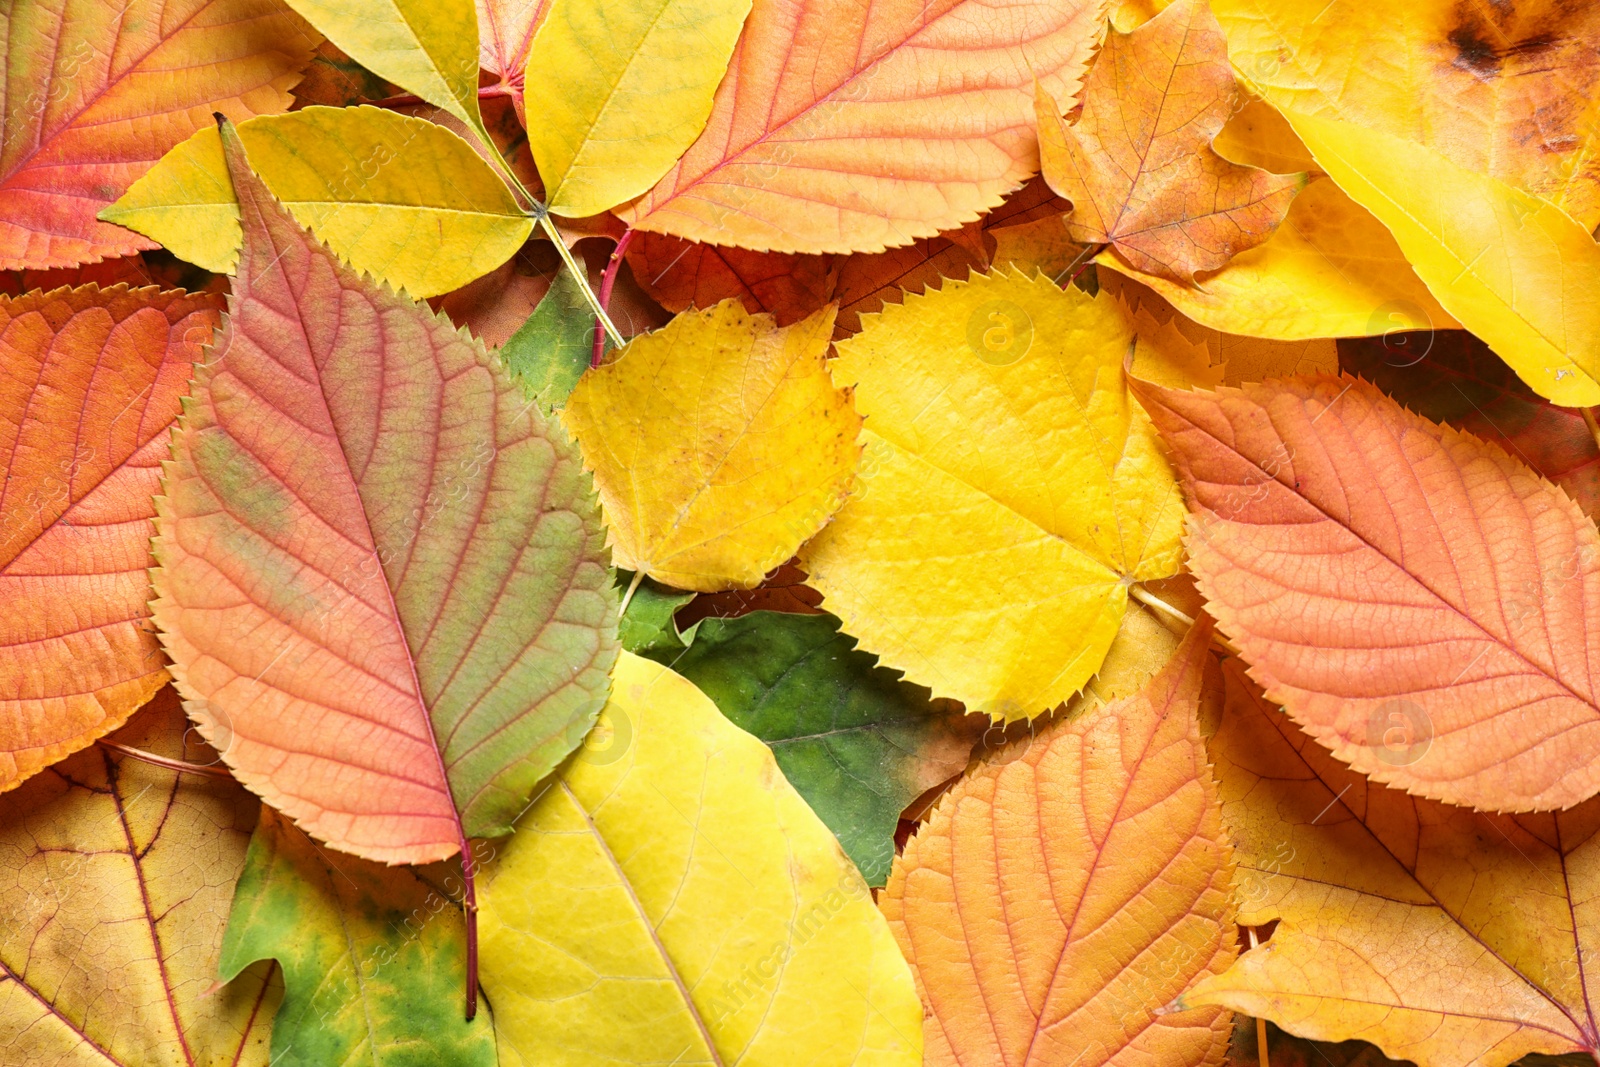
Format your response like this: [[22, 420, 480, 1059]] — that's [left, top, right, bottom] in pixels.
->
[[219, 809, 497, 1067], [650, 610, 984, 885], [616, 571, 697, 654], [498, 262, 597, 411]]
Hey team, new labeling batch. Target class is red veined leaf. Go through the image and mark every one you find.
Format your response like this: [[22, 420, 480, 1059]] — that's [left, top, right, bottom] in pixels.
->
[[0, 0, 317, 269], [1130, 373, 1600, 813], [1, 283, 221, 793], [151, 120, 617, 867]]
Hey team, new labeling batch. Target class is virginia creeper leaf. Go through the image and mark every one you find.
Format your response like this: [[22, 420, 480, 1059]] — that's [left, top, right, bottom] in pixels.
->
[[0, 689, 279, 1065], [477, 651, 923, 1066], [280, 0, 487, 140], [627, 232, 835, 326], [800, 268, 1185, 720], [1097, 178, 1459, 341], [563, 300, 861, 592], [0, 0, 315, 269], [616, 0, 1110, 253], [496, 262, 595, 412], [523, 0, 752, 217], [1283, 112, 1600, 407], [103, 107, 532, 298], [219, 808, 495, 1067], [651, 610, 984, 887], [881, 623, 1236, 1066], [1179, 660, 1600, 1067], [1130, 373, 1600, 812], [151, 121, 617, 863], [1340, 330, 1600, 523], [0, 283, 221, 793], [1213, 0, 1600, 229], [1038, 0, 1305, 283]]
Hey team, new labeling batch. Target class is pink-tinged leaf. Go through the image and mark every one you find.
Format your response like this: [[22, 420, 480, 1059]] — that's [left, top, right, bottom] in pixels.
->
[[1, 283, 221, 793], [151, 122, 617, 866], [1130, 373, 1600, 813], [476, 0, 551, 111], [0, 0, 317, 270]]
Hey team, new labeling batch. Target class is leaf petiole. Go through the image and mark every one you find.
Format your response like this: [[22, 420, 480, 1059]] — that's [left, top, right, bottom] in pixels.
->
[[539, 213, 624, 347]]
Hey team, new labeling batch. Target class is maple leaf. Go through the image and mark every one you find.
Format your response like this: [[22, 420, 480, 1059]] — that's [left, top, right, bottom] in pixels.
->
[[1130, 373, 1600, 812], [104, 107, 532, 298], [219, 808, 495, 1067], [1098, 177, 1458, 341], [0, 689, 279, 1065], [478, 651, 923, 1066], [1038, 0, 1306, 283], [881, 623, 1236, 1066], [1283, 112, 1600, 407], [151, 121, 618, 866], [1340, 330, 1600, 524], [562, 300, 861, 592], [1213, 0, 1600, 230], [0, 0, 316, 270], [0, 283, 221, 794], [616, 0, 1110, 253], [520, 0, 752, 217], [654, 610, 984, 886], [800, 268, 1185, 720], [1178, 660, 1600, 1067]]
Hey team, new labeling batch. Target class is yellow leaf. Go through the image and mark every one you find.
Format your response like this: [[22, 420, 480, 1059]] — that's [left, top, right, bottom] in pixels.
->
[[526, 0, 752, 217], [103, 107, 532, 298], [1285, 111, 1600, 407], [562, 301, 860, 592], [1212, 0, 1600, 229], [282, 0, 487, 139], [1106, 273, 1339, 386], [478, 651, 922, 1067], [799, 268, 1185, 720], [1214, 97, 1318, 175], [1098, 177, 1458, 341]]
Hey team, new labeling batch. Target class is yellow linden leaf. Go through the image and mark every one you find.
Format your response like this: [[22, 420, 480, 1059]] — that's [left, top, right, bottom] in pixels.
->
[[1106, 273, 1338, 385], [478, 651, 922, 1067], [1286, 110, 1600, 407], [799, 268, 1185, 720], [562, 301, 860, 592], [1098, 177, 1459, 341], [282, 0, 487, 140], [526, 0, 752, 217], [102, 107, 532, 298]]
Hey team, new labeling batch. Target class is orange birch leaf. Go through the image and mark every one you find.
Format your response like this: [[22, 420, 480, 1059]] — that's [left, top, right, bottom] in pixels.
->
[[616, 0, 1109, 254], [0, 688, 279, 1066], [151, 121, 617, 866], [625, 232, 835, 325], [1038, 0, 1305, 283], [1178, 660, 1600, 1067], [1129, 373, 1600, 813], [1, 283, 222, 794], [881, 623, 1237, 1066], [0, 0, 316, 270]]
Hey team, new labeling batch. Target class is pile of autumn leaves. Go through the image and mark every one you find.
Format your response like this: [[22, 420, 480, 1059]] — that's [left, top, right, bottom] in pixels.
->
[[4, 0, 1600, 1064]]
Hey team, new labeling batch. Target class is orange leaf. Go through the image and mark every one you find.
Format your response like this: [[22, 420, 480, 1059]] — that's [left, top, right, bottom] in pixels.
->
[[0, 0, 316, 270], [0, 283, 221, 794], [881, 623, 1236, 1066], [151, 123, 617, 865], [1181, 660, 1600, 1067], [1038, 0, 1304, 283], [625, 232, 835, 325], [617, 0, 1109, 254], [1130, 373, 1600, 813]]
